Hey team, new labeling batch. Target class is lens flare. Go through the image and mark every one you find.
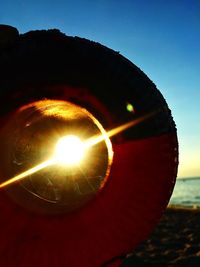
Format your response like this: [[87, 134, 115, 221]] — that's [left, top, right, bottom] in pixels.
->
[[0, 159, 53, 188], [0, 110, 156, 189], [55, 135, 85, 165]]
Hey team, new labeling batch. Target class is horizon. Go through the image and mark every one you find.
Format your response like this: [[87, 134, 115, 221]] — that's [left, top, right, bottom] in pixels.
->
[[177, 176, 200, 180]]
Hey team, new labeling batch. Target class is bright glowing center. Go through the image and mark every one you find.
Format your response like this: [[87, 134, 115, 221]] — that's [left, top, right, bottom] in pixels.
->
[[55, 135, 85, 165]]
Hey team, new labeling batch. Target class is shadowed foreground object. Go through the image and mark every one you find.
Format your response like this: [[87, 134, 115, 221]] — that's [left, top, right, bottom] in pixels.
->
[[0, 25, 178, 266]]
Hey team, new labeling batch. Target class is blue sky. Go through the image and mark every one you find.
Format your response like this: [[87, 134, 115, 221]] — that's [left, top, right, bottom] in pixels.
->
[[1, 0, 200, 177]]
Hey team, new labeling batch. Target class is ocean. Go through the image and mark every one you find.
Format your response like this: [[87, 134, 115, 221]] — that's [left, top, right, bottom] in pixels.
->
[[169, 177, 200, 208]]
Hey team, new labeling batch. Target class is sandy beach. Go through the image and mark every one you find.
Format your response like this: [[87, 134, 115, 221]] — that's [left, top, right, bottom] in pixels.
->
[[121, 206, 200, 267]]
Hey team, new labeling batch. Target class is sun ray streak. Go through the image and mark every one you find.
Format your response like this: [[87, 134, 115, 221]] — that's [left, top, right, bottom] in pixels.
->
[[0, 159, 54, 188], [0, 111, 156, 189], [84, 111, 156, 148]]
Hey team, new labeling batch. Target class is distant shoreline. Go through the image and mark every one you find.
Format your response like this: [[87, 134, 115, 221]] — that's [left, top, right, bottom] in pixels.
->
[[177, 176, 200, 180], [168, 204, 200, 210]]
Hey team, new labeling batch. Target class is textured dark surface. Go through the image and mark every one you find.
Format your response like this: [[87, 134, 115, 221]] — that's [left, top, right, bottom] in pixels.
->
[[121, 207, 200, 267]]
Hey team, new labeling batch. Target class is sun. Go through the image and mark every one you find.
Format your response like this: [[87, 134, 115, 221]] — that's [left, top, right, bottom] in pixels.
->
[[54, 135, 85, 165]]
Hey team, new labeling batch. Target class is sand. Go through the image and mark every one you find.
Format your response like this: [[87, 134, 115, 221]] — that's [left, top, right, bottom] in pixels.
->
[[121, 206, 200, 267]]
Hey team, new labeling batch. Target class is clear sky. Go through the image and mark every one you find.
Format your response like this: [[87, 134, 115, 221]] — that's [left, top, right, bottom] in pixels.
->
[[0, 0, 199, 178]]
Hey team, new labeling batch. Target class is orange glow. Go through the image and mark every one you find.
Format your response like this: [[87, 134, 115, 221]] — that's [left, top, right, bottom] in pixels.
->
[[0, 111, 156, 189], [55, 135, 85, 165], [0, 159, 53, 189], [84, 111, 155, 148]]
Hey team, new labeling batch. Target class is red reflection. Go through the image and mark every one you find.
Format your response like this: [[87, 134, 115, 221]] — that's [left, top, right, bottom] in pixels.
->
[[0, 133, 177, 266]]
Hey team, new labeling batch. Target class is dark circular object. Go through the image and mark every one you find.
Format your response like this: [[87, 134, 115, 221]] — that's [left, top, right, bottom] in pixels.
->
[[0, 26, 178, 266], [0, 25, 19, 47]]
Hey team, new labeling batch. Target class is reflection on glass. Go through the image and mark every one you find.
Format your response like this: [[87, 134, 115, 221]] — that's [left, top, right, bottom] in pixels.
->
[[0, 99, 113, 213]]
